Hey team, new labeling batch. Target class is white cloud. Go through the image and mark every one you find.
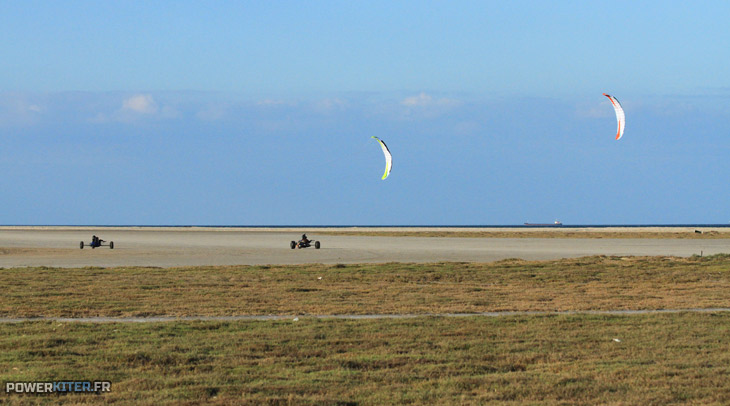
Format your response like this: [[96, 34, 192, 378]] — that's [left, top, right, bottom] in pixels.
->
[[313, 97, 348, 114], [122, 94, 158, 114], [88, 93, 180, 123], [0, 95, 44, 127], [402, 92, 433, 106], [401, 92, 460, 108], [387, 92, 463, 120], [256, 99, 290, 107]]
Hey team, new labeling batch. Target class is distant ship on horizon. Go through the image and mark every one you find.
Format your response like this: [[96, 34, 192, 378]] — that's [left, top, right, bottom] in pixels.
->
[[524, 220, 563, 226]]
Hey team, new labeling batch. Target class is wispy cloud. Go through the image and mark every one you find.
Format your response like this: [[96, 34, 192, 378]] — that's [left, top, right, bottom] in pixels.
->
[[256, 99, 292, 107], [401, 92, 460, 108], [312, 97, 348, 114], [382, 92, 464, 120], [122, 94, 158, 114], [90, 93, 179, 123], [0, 94, 44, 127]]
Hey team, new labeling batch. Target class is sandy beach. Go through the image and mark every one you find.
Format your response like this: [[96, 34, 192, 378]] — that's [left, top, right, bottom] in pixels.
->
[[0, 226, 728, 268]]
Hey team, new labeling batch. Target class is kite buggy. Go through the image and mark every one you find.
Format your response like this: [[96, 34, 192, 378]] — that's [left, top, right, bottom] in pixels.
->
[[80, 235, 114, 249], [291, 234, 320, 249]]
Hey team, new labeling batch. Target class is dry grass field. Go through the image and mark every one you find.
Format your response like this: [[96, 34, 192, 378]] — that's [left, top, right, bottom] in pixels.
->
[[2, 255, 730, 404], [1, 255, 729, 317], [1, 314, 729, 405]]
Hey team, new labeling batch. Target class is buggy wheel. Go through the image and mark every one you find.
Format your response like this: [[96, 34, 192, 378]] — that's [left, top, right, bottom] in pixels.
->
[[80, 241, 84, 249], [109, 241, 114, 249], [290, 241, 296, 249], [315, 241, 320, 249]]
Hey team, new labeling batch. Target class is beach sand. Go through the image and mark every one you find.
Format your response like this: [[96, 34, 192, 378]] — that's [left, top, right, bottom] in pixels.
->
[[0, 226, 728, 268]]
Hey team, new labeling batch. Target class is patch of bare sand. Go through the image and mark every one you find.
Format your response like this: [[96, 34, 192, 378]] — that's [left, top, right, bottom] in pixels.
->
[[0, 227, 728, 268], [1, 226, 729, 234], [0, 247, 75, 256]]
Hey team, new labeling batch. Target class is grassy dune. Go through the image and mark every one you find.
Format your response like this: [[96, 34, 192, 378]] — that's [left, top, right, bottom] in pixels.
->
[[1, 314, 729, 405], [1, 255, 730, 318]]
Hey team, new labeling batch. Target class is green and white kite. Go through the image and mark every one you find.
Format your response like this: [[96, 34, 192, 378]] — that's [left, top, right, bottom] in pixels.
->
[[371, 136, 392, 180]]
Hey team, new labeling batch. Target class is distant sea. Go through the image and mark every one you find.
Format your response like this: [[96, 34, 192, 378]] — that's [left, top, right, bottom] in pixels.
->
[[7, 224, 730, 228]]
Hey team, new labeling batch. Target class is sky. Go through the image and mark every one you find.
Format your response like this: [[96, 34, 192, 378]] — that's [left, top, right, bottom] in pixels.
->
[[1, 1, 730, 225]]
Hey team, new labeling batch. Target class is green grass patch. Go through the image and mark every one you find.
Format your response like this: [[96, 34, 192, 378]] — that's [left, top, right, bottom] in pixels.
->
[[1, 255, 730, 317], [1, 313, 729, 405]]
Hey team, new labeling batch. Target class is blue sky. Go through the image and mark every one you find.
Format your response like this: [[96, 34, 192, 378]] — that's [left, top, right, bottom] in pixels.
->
[[1, 2, 729, 225]]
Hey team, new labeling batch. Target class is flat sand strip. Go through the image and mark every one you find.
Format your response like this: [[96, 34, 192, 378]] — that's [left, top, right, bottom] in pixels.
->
[[2, 308, 729, 323], [2, 227, 729, 267], [1, 226, 729, 233]]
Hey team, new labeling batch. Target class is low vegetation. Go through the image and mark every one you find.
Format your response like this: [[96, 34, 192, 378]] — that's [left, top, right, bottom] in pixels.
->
[[1, 255, 729, 317], [1, 313, 729, 405], [3, 256, 730, 404]]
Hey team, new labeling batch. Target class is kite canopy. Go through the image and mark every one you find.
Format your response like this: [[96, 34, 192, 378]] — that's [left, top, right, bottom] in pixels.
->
[[603, 93, 625, 140], [371, 136, 392, 180]]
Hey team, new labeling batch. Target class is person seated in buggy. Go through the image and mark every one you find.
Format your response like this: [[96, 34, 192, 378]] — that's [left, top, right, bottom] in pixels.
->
[[91, 235, 105, 247], [300, 234, 310, 245]]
